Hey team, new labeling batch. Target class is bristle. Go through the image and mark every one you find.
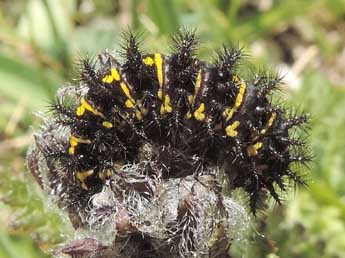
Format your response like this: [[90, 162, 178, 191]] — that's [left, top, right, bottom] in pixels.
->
[[288, 153, 313, 166], [279, 136, 307, 146], [214, 45, 243, 81], [215, 45, 243, 67], [78, 55, 98, 85], [120, 30, 143, 74], [170, 27, 198, 67], [285, 113, 310, 128], [48, 100, 75, 126], [286, 169, 305, 185], [254, 72, 283, 96], [266, 183, 282, 205]]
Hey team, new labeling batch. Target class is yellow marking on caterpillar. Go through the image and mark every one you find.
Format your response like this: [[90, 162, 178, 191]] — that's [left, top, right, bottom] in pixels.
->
[[195, 70, 202, 95], [135, 110, 143, 120], [98, 168, 113, 181], [76, 97, 106, 119], [247, 142, 263, 156], [99, 170, 105, 180], [160, 95, 173, 115], [68, 147, 76, 155], [189, 70, 202, 107], [76, 98, 114, 128], [99, 161, 122, 180], [125, 99, 135, 108], [222, 107, 231, 118], [120, 82, 135, 103], [102, 121, 113, 128], [102, 75, 113, 83], [70, 135, 92, 145], [106, 169, 113, 177], [187, 95, 193, 105], [114, 161, 124, 169], [144, 54, 165, 101], [225, 121, 240, 137], [111, 68, 120, 81], [185, 70, 202, 120], [260, 112, 277, 135], [164, 95, 172, 112], [143, 56, 154, 66], [102, 68, 121, 83], [137, 101, 149, 116], [194, 103, 206, 121], [141, 107, 149, 115], [223, 81, 247, 122], [185, 111, 192, 119], [76, 170, 94, 190], [232, 74, 240, 83], [120, 82, 138, 111], [69, 135, 91, 155], [154, 53, 164, 88], [157, 89, 163, 100], [160, 105, 165, 115]]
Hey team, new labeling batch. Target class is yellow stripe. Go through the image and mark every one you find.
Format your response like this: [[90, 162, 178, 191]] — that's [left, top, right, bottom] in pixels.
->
[[143, 56, 154, 66], [69, 135, 91, 155], [69, 147, 75, 155], [141, 107, 149, 115], [185, 70, 202, 120], [76, 170, 94, 190], [260, 112, 277, 135], [102, 68, 121, 83], [154, 53, 164, 90], [232, 74, 240, 83], [187, 95, 193, 105], [225, 121, 240, 137], [120, 82, 135, 103], [111, 68, 120, 81], [106, 168, 113, 177], [76, 105, 85, 116], [98, 168, 114, 181], [102, 121, 113, 128], [247, 142, 263, 156], [157, 89, 163, 100], [135, 110, 143, 120], [144, 54, 165, 101], [160, 105, 165, 115], [120, 82, 138, 111], [137, 101, 149, 116], [160, 94, 173, 115], [102, 75, 113, 84], [194, 103, 206, 121], [99, 162, 121, 180], [76, 97, 106, 119], [98, 170, 105, 180], [125, 99, 135, 108], [164, 95, 172, 113], [70, 135, 92, 145], [191, 70, 202, 107], [223, 81, 247, 122], [222, 107, 231, 119], [185, 111, 192, 119]]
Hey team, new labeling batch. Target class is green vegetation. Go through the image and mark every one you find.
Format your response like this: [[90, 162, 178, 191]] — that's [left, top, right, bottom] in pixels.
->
[[0, 0, 344, 257]]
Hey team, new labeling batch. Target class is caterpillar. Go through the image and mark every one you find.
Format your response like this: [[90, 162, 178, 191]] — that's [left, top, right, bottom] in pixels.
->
[[47, 29, 311, 214]]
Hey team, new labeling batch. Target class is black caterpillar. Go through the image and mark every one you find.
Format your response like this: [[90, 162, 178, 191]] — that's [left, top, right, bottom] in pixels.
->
[[49, 29, 311, 214]]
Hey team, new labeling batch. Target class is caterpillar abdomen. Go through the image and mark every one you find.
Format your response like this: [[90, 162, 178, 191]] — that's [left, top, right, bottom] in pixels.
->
[[50, 29, 311, 214]]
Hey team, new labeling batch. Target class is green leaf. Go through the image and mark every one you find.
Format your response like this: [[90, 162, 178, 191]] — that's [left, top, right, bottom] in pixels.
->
[[0, 54, 62, 111]]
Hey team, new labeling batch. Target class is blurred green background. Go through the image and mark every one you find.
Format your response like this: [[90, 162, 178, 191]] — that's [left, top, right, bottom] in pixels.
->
[[0, 0, 344, 257]]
